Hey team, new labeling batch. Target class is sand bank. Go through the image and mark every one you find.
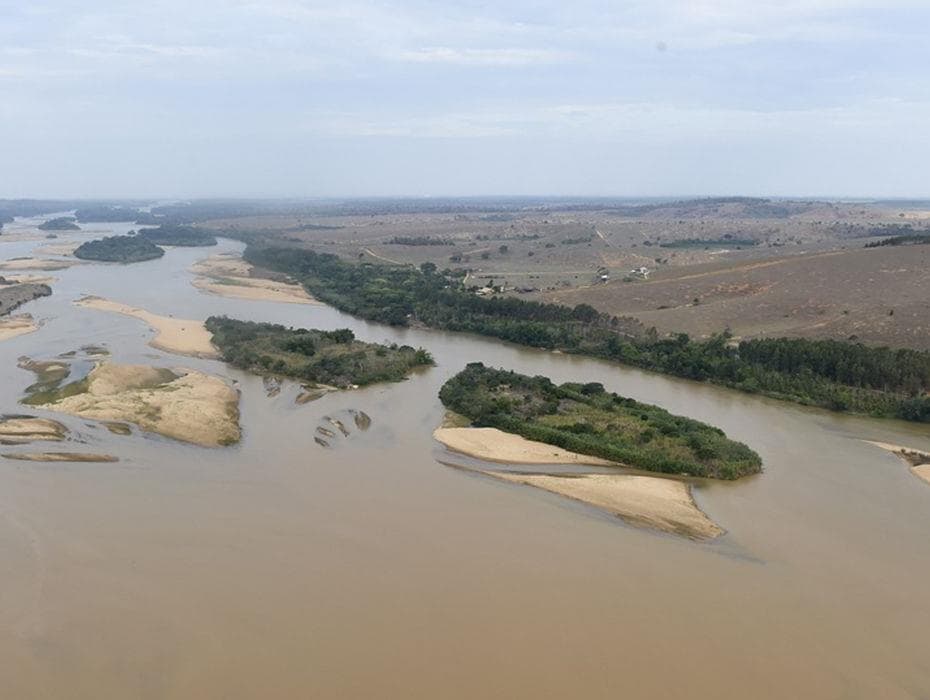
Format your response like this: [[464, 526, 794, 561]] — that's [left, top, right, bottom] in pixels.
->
[[0, 314, 38, 341], [0, 416, 68, 444], [865, 440, 930, 486], [191, 254, 316, 304], [488, 471, 723, 539], [34, 242, 80, 256], [434, 426, 722, 538], [0, 257, 77, 271], [2, 452, 118, 463], [28, 363, 240, 447], [433, 426, 617, 466], [76, 296, 218, 358]]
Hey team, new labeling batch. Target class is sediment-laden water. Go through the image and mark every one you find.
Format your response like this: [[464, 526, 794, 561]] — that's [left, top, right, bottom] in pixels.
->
[[1, 217, 929, 698]]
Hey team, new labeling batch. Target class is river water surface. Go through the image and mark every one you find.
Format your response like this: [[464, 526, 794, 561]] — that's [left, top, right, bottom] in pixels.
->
[[1, 218, 929, 698]]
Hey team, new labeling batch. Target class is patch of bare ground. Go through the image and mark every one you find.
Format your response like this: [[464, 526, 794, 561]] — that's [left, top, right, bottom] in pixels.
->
[[539, 246, 930, 349]]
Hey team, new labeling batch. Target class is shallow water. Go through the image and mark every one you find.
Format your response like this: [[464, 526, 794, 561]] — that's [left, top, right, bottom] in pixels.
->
[[1, 217, 929, 698]]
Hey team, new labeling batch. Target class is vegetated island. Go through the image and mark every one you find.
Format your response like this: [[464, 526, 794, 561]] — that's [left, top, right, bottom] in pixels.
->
[[137, 224, 217, 247], [205, 316, 433, 388], [74, 235, 164, 263], [244, 245, 930, 423], [37, 217, 80, 231], [439, 363, 762, 479]]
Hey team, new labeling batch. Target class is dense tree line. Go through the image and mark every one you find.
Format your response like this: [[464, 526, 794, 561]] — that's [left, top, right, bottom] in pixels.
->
[[245, 245, 930, 421], [206, 316, 433, 388], [440, 363, 762, 479], [387, 236, 454, 246], [865, 233, 930, 248]]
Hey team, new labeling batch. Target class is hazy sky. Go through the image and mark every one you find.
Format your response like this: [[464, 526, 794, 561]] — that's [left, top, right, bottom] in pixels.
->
[[1, 1, 928, 198]]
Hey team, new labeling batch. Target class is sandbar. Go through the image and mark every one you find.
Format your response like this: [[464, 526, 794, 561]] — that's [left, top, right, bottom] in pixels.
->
[[28, 362, 240, 447], [435, 425, 722, 539], [0, 416, 68, 444], [191, 254, 317, 304], [76, 296, 218, 358], [0, 258, 78, 271], [2, 452, 118, 463], [487, 471, 723, 539], [0, 314, 38, 342], [865, 440, 930, 486], [433, 426, 617, 466]]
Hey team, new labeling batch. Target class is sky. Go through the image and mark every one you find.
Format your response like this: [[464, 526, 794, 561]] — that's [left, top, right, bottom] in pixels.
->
[[1, 0, 929, 199]]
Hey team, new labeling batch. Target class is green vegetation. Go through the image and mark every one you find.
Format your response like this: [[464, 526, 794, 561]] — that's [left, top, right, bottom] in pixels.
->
[[440, 364, 762, 479], [138, 224, 217, 247], [387, 236, 454, 246], [205, 316, 433, 388], [38, 217, 80, 231], [244, 245, 930, 422], [660, 237, 758, 249], [74, 235, 164, 263], [865, 233, 930, 248]]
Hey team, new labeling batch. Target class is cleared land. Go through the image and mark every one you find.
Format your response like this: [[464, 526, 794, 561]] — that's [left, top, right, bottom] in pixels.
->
[[539, 245, 930, 349]]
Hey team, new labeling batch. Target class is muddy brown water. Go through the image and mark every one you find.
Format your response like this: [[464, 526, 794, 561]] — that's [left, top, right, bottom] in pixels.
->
[[1, 216, 929, 698]]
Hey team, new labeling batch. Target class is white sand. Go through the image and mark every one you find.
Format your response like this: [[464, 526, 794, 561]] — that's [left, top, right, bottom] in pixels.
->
[[864, 440, 930, 486], [433, 427, 617, 466], [35, 363, 240, 447], [434, 426, 722, 539], [488, 471, 723, 539], [0, 314, 39, 342], [75, 296, 218, 358], [191, 254, 317, 304]]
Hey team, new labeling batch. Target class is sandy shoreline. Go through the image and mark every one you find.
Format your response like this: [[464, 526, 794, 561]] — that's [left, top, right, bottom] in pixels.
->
[[433, 426, 618, 466], [75, 296, 218, 358], [191, 254, 317, 304], [434, 425, 723, 539], [0, 314, 39, 341], [864, 440, 930, 485]]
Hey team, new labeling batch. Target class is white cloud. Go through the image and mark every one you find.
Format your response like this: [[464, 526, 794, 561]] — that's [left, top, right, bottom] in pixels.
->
[[393, 47, 573, 66]]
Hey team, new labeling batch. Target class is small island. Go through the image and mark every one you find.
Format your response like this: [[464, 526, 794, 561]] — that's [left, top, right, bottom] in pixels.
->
[[38, 216, 81, 231], [439, 363, 762, 480], [74, 235, 165, 263], [138, 224, 217, 247], [205, 316, 433, 388]]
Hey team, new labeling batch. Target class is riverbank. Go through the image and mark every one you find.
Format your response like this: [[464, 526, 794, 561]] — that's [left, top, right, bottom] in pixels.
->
[[76, 296, 218, 358]]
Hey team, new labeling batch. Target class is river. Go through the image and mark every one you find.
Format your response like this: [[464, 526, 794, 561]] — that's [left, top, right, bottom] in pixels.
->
[[1, 217, 929, 698]]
